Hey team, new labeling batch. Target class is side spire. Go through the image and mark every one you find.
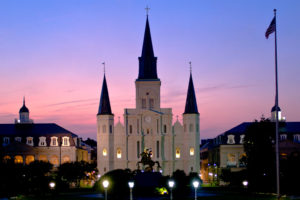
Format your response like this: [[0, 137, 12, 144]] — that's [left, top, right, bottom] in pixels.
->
[[138, 16, 158, 80], [97, 74, 112, 115], [184, 70, 199, 114]]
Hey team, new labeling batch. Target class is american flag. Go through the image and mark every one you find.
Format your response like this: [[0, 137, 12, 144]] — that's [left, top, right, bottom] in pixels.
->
[[265, 17, 276, 39]]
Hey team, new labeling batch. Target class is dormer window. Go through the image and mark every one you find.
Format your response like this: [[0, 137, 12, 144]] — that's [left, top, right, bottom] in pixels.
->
[[50, 137, 58, 146], [294, 134, 300, 142], [240, 135, 245, 144], [15, 137, 22, 142], [227, 135, 235, 144], [39, 137, 46, 146], [62, 136, 70, 146], [280, 134, 287, 141], [3, 137, 10, 146], [26, 137, 33, 146]]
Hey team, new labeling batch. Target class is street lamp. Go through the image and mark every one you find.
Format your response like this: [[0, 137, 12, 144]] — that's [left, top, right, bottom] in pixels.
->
[[103, 180, 109, 200], [49, 181, 55, 190], [242, 180, 248, 188], [193, 180, 199, 200], [168, 180, 175, 200], [128, 181, 134, 200]]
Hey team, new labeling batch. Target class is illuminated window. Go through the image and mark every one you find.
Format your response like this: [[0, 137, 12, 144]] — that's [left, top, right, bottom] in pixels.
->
[[62, 136, 70, 146], [38, 155, 47, 162], [117, 148, 122, 159], [190, 147, 195, 156], [294, 134, 300, 142], [50, 137, 58, 146], [39, 137, 46, 146], [3, 155, 11, 161], [240, 135, 245, 144], [3, 137, 10, 145], [103, 148, 107, 156], [280, 134, 287, 141], [26, 137, 33, 146], [175, 148, 180, 158], [102, 125, 106, 133], [227, 153, 236, 167], [50, 155, 59, 165], [62, 156, 70, 163], [15, 137, 22, 142], [14, 155, 23, 164], [227, 135, 235, 144], [25, 155, 35, 165]]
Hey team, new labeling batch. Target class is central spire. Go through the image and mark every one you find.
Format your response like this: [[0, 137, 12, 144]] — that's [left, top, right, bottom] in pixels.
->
[[97, 74, 112, 115], [184, 72, 199, 114], [138, 16, 158, 80]]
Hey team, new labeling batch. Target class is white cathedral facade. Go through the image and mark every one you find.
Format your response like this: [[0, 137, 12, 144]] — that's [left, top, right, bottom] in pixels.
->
[[97, 17, 200, 176]]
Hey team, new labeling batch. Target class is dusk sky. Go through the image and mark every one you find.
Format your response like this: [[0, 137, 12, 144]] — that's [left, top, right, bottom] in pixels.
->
[[0, 1, 299, 140]]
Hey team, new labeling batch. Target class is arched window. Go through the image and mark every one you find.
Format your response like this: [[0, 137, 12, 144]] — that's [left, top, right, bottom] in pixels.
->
[[189, 124, 193, 132], [280, 134, 287, 141], [50, 155, 59, 165], [117, 148, 122, 159], [3, 155, 11, 162], [14, 155, 23, 164], [62, 136, 70, 146], [175, 148, 180, 158], [26, 137, 33, 146], [3, 137, 10, 145], [156, 141, 160, 158], [294, 134, 300, 142], [50, 137, 58, 146], [227, 135, 235, 144], [190, 147, 195, 156], [129, 125, 133, 134], [102, 125, 106, 133], [137, 141, 140, 158], [38, 155, 47, 162], [164, 125, 167, 133], [25, 155, 35, 165], [103, 148, 107, 156], [15, 137, 22, 142], [39, 137, 46, 146]]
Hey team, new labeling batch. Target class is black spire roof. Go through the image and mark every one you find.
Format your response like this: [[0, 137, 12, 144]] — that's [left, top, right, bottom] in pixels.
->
[[137, 17, 158, 80], [271, 105, 281, 112], [19, 97, 29, 113], [97, 75, 112, 115], [184, 73, 199, 114]]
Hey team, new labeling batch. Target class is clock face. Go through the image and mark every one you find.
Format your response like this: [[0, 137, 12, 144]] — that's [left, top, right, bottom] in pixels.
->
[[145, 116, 151, 123]]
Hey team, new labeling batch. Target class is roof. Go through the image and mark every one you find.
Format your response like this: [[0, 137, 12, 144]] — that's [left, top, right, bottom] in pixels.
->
[[137, 17, 158, 80], [97, 75, 112, 115], [0, 123, 77, 137], [19, 97, 29, 113], [183, 73, 199, 114], [271, 105, 281, 112]]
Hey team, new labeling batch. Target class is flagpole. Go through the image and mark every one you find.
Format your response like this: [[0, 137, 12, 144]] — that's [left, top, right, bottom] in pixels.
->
[[273, 8, 280, 199]]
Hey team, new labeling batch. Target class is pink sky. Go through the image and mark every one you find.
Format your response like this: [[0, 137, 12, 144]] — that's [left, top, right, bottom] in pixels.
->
[[0, 1, 300, 140]]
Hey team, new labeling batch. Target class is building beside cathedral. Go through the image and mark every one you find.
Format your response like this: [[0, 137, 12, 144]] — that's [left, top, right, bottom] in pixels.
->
[[0, 98, 90, 165], [97, 17, 200, 176]]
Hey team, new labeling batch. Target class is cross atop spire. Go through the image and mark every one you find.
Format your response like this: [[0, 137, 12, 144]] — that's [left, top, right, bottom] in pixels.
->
[[189, 61, 192, 74], [102, 62, 105, 74], [145, 6, 150, 16]]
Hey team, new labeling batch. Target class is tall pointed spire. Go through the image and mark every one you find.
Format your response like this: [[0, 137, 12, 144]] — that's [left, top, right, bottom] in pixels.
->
[[19, 96, 29, 113], [97, 75, 112, 115], [138, 16, 158, 80], [184, 73, 199, 114]]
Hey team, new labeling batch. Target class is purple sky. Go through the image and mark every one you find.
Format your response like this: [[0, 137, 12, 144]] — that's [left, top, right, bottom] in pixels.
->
[[0, 1, 300, 140]]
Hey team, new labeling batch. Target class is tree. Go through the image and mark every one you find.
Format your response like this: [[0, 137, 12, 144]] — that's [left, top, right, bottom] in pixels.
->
[[243, 118, 277, 192]]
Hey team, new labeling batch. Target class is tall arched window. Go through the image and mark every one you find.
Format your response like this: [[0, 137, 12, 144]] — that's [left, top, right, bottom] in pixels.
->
[[190, 147, 195, 156], [175, 148, 180, 159], [117, 148, 122, 159], [103, 148, 107, 156]]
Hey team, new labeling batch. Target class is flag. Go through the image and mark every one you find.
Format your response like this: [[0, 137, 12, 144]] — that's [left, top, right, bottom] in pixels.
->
[[265, 17, 276, 39]]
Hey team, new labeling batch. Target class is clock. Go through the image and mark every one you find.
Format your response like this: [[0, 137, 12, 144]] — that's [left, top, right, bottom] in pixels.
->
[[145, 116, 151, 123]]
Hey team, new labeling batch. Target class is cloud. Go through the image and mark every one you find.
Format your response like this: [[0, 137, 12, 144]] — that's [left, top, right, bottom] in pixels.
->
[[45, 98, 97, 107]]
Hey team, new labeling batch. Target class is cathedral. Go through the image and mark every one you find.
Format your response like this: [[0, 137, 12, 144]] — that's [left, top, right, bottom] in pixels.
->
[[97, 17, 200, 176]]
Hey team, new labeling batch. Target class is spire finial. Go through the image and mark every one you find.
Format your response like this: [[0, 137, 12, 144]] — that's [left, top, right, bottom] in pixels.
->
[[189, 61, 192, 74], [23, 96, 25, 105], [145, 6, 150, 16], [102, 62, 105, 74]]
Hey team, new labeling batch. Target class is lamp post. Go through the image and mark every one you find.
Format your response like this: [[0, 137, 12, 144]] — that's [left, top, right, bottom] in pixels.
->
[[103, 180, 109, 200], [242, 180, 248, 188], [128, 181, 134, 200], [193, 180, 199, 200], [49, 181, 55, 190], [168, 180, 175, 200]]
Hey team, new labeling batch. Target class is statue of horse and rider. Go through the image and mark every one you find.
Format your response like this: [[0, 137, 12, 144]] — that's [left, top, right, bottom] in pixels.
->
[[136, 148, 161, 172]]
